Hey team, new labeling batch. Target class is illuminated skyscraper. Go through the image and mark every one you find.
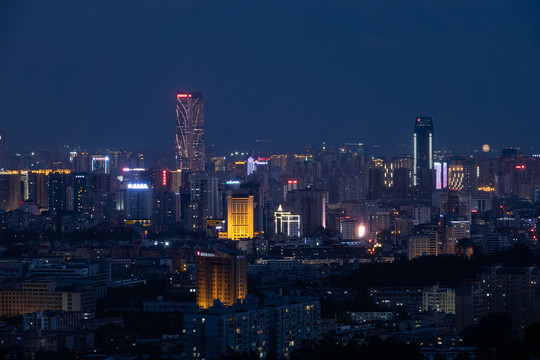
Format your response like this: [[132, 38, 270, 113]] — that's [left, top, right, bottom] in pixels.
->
[[413, 117, 434, 186], [226, 195, 254, 240], [91, 156, 110, 174], [175, 92, 205, 172], [125, 183, 153, 226], [196, 250, 247, 309]]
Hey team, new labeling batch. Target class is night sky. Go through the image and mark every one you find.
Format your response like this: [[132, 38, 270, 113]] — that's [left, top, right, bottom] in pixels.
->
[[1, 0, 539, 155]]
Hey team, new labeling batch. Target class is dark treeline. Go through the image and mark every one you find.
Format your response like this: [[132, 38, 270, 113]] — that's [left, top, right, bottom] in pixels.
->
[[332, 244, 539, 292]]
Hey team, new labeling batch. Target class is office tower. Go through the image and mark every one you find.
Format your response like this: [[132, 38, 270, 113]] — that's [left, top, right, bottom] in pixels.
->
[[125, 183, 153, 225], [48, 172, 67, 212], [288, 189, 327, 235], [73, 173, 90, 216], [153, 191, 177, 229], [368, 166, 384, 200], [226, 195, 254, 240], [337, 174, 365, 202], [196, 250, 247, 309], [187, 175, 219, 230], [175, 92, 205, 172], [88, 173, 116, 225], [392, 167, 410, 199], [0, 172, 21, 211], [274, 204, 301, 237], [0, 130, 5, 170], [91, 156, 110, 174], [413, 116, 434, 186]]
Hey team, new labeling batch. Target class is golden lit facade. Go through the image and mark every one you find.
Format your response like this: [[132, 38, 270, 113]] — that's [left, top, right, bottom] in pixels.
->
[[196, 251, 247, 309], [227, 195, 254, 240], [408, 232, 439, 260], [0, 282, 95, 317], [448, 164, 464, 191]]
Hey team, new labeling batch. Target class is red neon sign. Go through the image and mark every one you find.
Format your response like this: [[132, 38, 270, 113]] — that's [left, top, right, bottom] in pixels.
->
[[162, 170, 167, 186]]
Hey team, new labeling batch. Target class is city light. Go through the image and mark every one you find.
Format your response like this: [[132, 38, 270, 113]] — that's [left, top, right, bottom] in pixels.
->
[[127, 183, 149, 189], [358, 225, 366, 238]]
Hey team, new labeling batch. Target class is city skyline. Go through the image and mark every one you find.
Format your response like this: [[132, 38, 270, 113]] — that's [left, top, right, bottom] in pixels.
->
[[2, 2, 540, 358]]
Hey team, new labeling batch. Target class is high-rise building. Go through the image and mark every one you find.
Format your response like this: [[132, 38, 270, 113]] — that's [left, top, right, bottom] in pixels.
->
[[393, 167, 411, 199], [0, 130, 5, 170], [0, 172, 21, 211], [274, 204, 301, 237], [125, 182, 153, 226], [413, 116, 434, 186], [48, 173, 68, 212], [288, 189, 326, 235], [226, 195, 254, 240], [175, 92, 205, 172], [196, 250, 247, 309], [91, 156, 110, 174], [187, 175, 219, 230], [21, 171, 48, 209], [73, 173, 90, 216]]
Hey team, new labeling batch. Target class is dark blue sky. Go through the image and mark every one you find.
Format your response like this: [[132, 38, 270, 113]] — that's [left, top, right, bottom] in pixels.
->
[[1, 0, 539, 155]]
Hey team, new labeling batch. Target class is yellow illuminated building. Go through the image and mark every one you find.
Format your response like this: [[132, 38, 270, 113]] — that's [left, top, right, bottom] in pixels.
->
[[0, 281, 95, 317], [196, 250, 247, 309], [408, 232, 439, 260], [226, 195, 254, 240], [477, 186, 495, 192], [448, 164, 464, 191]]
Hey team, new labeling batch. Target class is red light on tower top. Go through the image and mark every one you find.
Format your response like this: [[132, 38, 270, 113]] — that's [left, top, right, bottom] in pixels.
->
[[177, 94, 191, 98]]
